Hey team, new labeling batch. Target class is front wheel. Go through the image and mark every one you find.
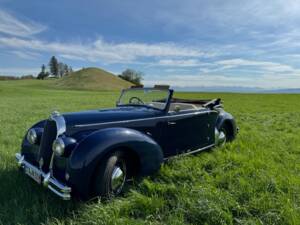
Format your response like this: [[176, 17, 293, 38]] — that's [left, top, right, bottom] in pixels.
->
[[93, 151, 127, 198]]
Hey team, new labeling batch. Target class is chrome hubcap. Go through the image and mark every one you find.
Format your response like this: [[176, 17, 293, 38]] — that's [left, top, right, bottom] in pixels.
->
[[219, 131, 226, 146], [111, 165, 125, 194], [215, 128, 227, 146]]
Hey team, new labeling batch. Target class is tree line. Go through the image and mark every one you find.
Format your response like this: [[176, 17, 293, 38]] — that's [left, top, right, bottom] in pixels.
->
[[37, 56, 73, 80], [118, 69, 143, 85], [0, 75, 35, 81]]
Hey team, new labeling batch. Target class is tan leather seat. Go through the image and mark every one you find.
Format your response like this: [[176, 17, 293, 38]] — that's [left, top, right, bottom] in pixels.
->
[[169, 103, 198, 112]]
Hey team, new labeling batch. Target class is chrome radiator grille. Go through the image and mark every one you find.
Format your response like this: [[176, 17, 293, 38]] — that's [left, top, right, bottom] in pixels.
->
[[38, 119, 57, 172]]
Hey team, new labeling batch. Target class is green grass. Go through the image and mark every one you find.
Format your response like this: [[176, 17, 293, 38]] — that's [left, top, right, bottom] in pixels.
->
[[0, 80, 299, 225]]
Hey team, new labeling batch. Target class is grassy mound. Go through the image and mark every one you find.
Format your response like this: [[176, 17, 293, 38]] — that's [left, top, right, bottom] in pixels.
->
[[55, 67, 132, 90]]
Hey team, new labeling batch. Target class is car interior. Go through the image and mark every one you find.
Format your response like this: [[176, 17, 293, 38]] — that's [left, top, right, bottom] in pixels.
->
[[149, 99, 205, 112]]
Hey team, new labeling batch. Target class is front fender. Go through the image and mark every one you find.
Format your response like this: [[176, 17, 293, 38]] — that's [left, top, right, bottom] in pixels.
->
[[21, 120, 46, 145], [20, 120, 46, 162], [66, 127, 163, 198]]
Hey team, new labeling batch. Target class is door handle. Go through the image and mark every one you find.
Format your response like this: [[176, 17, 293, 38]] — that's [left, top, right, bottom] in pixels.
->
[[168, 121, 176, 125]]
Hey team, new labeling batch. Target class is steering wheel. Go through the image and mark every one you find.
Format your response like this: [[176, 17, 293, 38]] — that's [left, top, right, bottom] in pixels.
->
[[129, 96, 144, 105]]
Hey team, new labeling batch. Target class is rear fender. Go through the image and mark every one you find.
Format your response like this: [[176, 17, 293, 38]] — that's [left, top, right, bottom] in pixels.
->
[[66, 127, 163, 198], [216, 109, 237, 140]]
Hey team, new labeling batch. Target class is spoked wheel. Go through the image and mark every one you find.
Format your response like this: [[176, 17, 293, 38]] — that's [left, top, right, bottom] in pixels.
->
[[93, 151, 127, 198]]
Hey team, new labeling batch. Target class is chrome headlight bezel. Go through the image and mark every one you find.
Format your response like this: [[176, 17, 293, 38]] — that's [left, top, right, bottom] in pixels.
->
[[27, 128, 38, 145], [52, 138, 65, 156]]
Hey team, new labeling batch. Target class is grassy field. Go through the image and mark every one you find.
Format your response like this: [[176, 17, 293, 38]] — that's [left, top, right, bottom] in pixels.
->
[[0, 80, 299, 225]]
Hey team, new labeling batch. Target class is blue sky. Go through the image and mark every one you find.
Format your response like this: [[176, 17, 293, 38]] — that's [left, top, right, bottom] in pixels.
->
[[0, 0, 300, 89]]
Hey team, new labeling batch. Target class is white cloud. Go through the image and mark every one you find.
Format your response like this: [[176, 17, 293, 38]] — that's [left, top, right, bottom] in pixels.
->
[[0, 37, 207, 63], [157, 59, 203, 67], [143, 73, 300, 89], [217, 58, 298, 73], [59, 54, 87, 61], [99, 41, 204, 58], [143, 57, 300, 89], [155, 0, 300, 34], [0, 9, 46, 37], [10, 50, 40, 59]]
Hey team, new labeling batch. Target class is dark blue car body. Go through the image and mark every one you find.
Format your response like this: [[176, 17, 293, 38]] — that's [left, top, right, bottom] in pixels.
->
[[16, 87, 237, 200]]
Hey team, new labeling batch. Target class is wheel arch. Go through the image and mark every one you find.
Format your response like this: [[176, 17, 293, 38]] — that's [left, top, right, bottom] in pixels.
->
[[66, 127, 163, 199], [216, 110, 237, 142], [222, 120, 235, 141]]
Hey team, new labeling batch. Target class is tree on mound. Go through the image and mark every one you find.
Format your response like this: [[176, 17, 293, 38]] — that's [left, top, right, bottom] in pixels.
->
[[49, 56, 72, 78], [119, 69, 143, 85], [37, 56, 72, 79], [37, 64, 49, 80], [58, 62, 70, 77], [49, 56, 59, 77]]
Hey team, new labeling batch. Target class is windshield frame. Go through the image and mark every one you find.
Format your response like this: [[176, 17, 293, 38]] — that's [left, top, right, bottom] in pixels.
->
[[116, 87, 173, 112]]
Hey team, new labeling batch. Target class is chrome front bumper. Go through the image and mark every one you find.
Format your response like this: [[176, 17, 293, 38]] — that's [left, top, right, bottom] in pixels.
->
[[15, 153, 71, 200]]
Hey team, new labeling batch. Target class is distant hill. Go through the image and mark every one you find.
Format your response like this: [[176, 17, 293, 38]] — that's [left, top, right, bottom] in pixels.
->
[[0, 75, 35, 80], [55, 67, 133, 90], [173, 86, 300, 93], [264, 88, 300, 93], [173, 86, 265, 93]]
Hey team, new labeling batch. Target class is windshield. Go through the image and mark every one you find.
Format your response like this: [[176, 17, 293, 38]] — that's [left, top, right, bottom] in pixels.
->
[[117, 88, 170, 110]]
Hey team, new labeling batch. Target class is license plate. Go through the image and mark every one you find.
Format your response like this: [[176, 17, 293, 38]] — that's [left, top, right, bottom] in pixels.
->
[[25, 167, 42, 184]]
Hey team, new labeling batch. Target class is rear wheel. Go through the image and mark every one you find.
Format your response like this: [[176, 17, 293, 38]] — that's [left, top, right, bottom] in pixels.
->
[[217, 123, 231, 146], [93, 151, 127, 198], [219, 127, 227, 146]]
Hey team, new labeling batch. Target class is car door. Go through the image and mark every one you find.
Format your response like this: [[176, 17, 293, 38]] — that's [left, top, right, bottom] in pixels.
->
[[161, 110, 216, 157]]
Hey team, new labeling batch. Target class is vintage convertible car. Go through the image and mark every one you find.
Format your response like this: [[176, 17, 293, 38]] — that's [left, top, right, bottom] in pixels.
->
[[16, 85, 237, 200]]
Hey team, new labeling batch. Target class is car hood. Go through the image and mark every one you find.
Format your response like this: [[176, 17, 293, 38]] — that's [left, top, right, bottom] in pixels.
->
[[62, 106, 162, 128]]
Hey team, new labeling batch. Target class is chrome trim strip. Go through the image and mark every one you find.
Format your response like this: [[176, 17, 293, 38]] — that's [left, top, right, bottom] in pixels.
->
[[16, 153, 71, 200], [163, 144, 215, 160], [74, 110, 210, 128]]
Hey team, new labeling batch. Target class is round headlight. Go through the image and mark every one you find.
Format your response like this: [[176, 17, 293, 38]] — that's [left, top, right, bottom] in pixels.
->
[[52, 138, 65, 156], [27, 129, 37, 144]]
